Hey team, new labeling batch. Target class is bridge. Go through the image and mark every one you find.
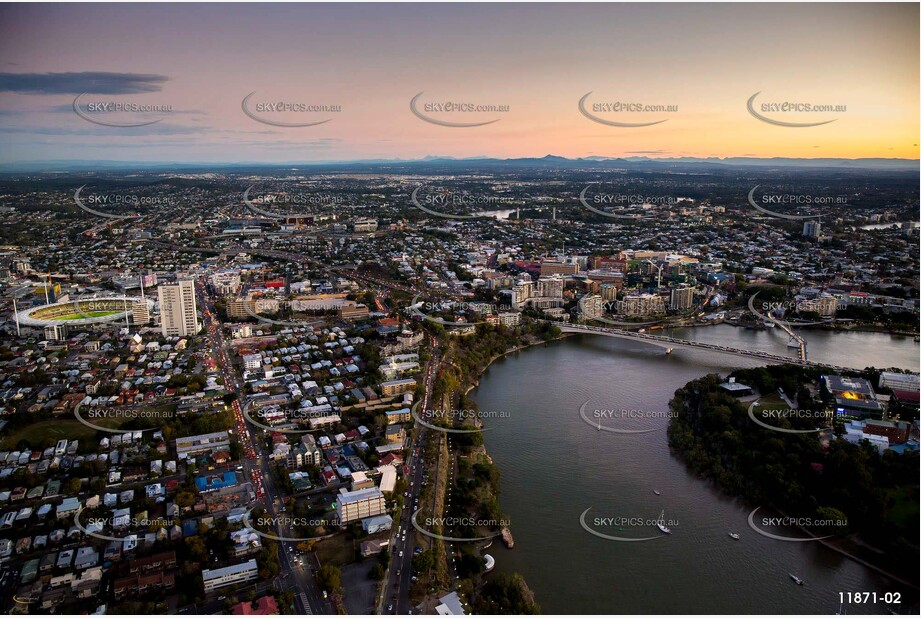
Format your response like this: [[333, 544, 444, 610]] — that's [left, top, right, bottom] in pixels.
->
[[558, 323, 848, 371]]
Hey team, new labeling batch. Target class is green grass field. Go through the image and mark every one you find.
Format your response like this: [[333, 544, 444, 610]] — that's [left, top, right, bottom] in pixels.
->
[[1, 418, 121, 449], [57, 310, 122, 321]]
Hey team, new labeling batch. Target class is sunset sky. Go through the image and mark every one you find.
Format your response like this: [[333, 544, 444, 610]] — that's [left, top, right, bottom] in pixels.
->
[[0, 3, 918, 165]]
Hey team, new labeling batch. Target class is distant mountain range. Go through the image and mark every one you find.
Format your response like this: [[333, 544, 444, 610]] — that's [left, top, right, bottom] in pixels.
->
[[0, 155, 917, 173]]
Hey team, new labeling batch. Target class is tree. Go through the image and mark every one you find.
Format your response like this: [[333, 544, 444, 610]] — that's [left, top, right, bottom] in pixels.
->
[[316, 565, 341, 592], [63, 477, 82, 495]]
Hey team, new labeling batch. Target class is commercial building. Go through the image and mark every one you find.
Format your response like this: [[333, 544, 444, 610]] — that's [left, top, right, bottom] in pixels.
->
[[822, 375, 885, 418], [339, 302, 370, 321], [879, 372, 920, 393], [158, 280, 199, 336], [540, 259, 578, 276], [202, 559, 259, 592], [335, 487, 387, 523], [175, 431, 231, 458], [353, 218, 378, 232]]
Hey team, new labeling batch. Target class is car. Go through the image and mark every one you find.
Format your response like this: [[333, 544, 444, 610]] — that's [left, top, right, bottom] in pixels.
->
[[395, 569, 401, 577], [399, 550, 403, 557], [387, 605, 393, 612]]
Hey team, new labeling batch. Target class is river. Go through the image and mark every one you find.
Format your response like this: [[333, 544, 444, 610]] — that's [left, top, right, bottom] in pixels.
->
[[470, 326, 918, 614]]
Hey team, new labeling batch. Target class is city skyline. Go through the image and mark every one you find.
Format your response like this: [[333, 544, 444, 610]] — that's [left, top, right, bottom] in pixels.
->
[[0, 3, 919, 165]]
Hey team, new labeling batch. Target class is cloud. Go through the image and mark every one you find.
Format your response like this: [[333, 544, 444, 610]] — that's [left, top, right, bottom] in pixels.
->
[[42, 103, 206, 116], [625, 150, 670, 155], [0, 123, 206, 136], [0, 71, 169, 95]]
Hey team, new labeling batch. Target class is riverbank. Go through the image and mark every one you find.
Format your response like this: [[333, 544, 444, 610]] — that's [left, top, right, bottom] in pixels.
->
[[467, 330, 918, 614], [462, 333, 572, 397]]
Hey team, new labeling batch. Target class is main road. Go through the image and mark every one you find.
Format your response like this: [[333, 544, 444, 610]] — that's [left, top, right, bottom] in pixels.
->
[[196, 281, 332, 615]]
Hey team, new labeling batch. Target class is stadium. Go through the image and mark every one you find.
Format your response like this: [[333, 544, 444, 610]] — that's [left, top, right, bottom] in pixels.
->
[[15, 297, 151, 327]]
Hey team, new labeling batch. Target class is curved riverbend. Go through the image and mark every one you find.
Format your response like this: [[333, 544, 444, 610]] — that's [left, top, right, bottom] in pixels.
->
[[471, 330, 918, 614]]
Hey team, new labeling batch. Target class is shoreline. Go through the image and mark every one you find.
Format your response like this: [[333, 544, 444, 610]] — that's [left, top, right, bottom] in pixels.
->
[[462, 329, 917, 603], [457, 331, 571, 609], [463, 333, 573, 397]]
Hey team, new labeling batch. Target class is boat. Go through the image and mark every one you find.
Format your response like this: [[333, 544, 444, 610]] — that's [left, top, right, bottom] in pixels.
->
[[789, 573, 804, 585], [655, 509, 671, 534], [653, 490, 661, 496], [728, 532, 740, 540]]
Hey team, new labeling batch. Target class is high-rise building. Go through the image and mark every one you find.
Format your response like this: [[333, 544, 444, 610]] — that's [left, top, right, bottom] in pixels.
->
[[537, 274, 564, 299], [580, 294, 605, 319], [616, 293, 666, 317], [157, 280, 200, 337], [669, 286, 695, 311], [803, 220, 822, 239], [511, 278, 534, 310], [132, 300, 151, 325]]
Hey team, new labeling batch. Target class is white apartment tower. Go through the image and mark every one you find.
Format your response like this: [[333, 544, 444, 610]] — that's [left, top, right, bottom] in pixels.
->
[[157, 280, 200, 336]]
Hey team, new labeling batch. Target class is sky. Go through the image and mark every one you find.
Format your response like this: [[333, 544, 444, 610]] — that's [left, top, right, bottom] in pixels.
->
[[0, 3, 918, 165]]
